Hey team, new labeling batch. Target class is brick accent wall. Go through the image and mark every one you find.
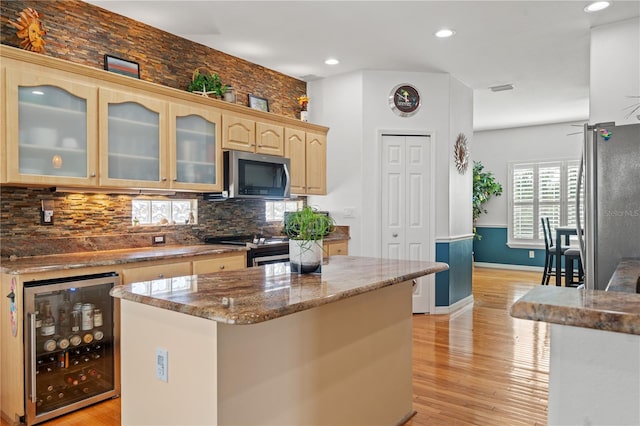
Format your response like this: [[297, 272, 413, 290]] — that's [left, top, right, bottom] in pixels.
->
[[0, 0, 306, 117], [0, 1, 306, 256]]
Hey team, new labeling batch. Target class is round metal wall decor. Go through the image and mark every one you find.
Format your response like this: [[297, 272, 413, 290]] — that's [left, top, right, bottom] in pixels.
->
[[454, 133, 469, 174], [389, 83, 421, 117]]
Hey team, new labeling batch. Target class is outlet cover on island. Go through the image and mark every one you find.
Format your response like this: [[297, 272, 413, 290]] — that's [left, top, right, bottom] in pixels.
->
[[153, 235, 166, 244], [156, 348, 168, 382]]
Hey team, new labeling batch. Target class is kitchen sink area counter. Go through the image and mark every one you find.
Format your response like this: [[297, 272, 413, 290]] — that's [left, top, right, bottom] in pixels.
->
[[510, 258, 640, 426], [112, 256, 448, 426]]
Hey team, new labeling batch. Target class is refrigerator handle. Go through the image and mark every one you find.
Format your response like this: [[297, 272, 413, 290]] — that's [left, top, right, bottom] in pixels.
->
[[576, 152, 585, 267], [28, 312, 37, 403]]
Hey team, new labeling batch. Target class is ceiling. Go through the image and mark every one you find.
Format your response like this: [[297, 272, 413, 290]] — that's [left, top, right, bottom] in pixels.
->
[[84, 1, 639, 131]]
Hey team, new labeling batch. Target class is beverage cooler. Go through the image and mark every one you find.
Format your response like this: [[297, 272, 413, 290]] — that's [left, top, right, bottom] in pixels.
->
[[23, 272, 120, 425]]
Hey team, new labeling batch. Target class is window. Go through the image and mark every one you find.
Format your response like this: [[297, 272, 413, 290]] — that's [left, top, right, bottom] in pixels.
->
[[132, 199, 197, 225], [508, 160, 583, 247], [265, 200, 303, 221]]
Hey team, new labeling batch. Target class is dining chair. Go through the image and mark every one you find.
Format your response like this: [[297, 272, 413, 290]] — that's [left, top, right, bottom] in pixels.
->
[[541, 217, 564, 285], [541, 217, 582, 286]]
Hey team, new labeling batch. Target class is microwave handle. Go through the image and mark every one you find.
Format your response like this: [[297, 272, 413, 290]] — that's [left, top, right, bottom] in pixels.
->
[[283, 163, 291, 195]]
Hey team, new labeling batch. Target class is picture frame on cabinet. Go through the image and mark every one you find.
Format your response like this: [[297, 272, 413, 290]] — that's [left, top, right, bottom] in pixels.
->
[[104, 54, 140, 79], [248, 94, 269, 112]]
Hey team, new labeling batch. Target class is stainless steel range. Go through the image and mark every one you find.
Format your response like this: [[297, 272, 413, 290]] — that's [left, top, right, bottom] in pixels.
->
[[203, 236, 289, 267]]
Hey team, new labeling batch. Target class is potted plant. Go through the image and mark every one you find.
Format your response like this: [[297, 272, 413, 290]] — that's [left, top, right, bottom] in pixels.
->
[[187, 68, 228, 98], [473, 161, 503, 239], [283, 206, 335, 274]]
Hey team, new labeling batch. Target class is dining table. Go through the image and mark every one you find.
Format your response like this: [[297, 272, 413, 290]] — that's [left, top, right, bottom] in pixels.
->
[[555, 225, 578, 285]]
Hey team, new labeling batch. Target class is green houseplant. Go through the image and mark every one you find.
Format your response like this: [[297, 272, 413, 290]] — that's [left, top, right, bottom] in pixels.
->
[[473, 161, 503, 239], [283, 206, 335, 274], [187, 69, 228, 98]]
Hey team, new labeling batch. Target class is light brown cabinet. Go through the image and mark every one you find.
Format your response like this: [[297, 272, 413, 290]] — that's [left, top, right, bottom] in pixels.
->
[[285, 129, 327, 195], [192, 252, 247, 274], [222, 113, 284, 156], [121, 261, 192, 284], [4, 68, 99, 187], [324, 240, 349, 256]]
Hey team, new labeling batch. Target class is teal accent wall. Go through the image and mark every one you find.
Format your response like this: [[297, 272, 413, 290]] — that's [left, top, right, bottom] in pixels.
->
[[473, 226, 546, 267], [435, 238, 473, 307]]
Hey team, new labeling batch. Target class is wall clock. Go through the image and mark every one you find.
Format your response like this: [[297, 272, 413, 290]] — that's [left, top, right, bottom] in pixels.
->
[[389, 84, 421, 117], [454, 133, 469, 174]]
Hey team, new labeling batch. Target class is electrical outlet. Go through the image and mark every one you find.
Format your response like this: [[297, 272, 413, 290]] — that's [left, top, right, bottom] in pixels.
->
[[153, 235, 166, 244], [529, 250, 535, 259], [156, 348, 168, 382]]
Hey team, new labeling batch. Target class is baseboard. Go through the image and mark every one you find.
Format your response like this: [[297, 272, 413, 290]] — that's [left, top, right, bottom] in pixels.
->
[[433, 294, 474, 315], [474, 262, 544, 272]]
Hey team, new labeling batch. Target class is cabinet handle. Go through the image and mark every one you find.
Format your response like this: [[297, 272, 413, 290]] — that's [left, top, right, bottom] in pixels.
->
[[173, 178, 178, 182], [219, 265, 225, 269], [158, 273, 164, 278], [392, 233, 398, 238], [162, 177, 167, 182], [90, 173, 96, 177], [412, 279, 417, 287]]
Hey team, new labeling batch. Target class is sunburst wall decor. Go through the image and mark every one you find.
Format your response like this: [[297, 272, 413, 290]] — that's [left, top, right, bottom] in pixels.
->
[[454, 133, 469, 174], [8, 7, 47, 53]]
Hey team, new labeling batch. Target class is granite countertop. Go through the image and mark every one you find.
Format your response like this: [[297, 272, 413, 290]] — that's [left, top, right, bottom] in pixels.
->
[[0, 244, 248, 275], [510, 258, 640, 335], [110, 256, 449, 325]]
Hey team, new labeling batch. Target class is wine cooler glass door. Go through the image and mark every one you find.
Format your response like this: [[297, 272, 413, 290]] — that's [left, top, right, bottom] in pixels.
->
[[23, 273, 119, 425]]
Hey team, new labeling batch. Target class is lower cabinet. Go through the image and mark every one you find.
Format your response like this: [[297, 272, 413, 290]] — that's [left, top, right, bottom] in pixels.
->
[[121, 261, 191, 285], [324, 240, 349, 256], [192, 252, 247, 274]]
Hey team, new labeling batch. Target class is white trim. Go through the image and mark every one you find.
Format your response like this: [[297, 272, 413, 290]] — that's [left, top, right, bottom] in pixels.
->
[[433, 295, 474, 315], [506, 242, 546, 250], [474, 262, 544, 272], [474, 224, 507, 229], [435, 233, 474, 243]]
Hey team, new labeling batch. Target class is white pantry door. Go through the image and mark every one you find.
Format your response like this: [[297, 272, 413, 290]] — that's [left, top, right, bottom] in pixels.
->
[[381, 135, 433, 313]]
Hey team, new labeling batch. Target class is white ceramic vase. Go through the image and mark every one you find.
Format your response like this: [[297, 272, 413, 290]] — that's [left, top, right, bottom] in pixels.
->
[[300, 110, 308, 122], [289, 239, 322, 274]]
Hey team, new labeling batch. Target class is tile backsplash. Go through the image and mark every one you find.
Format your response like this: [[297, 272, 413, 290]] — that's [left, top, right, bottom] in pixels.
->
[[0, 187, 286, 257]]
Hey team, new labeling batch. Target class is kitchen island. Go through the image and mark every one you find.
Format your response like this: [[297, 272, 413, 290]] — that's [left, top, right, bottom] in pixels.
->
[[110, 256, 448, 426], [510, 258, 640, 426]]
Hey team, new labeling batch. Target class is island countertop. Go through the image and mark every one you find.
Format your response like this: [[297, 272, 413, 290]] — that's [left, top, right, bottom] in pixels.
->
[[110, 256, 449, 325], [510, 258, 640, 335]]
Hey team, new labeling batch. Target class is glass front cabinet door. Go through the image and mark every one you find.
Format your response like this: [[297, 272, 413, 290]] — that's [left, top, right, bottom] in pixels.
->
[[5, 69, 99, 186], [169, 103, 222, 191], [98, 88, 168, 188]]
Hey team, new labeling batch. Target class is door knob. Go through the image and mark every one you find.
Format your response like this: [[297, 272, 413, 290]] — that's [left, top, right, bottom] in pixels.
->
[[392, 233, 398, 238]]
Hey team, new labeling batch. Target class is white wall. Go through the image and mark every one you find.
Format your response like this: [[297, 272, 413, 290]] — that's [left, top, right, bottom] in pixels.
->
[[472, 122, 584, 227], [590, 17, 640, 125], [308, 70, 473, 257]]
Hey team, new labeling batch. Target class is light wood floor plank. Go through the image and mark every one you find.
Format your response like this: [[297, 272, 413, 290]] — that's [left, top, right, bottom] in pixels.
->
[[3, 267, 547, 425]]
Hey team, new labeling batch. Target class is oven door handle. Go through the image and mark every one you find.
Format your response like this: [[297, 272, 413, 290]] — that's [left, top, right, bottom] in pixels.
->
[[252, 253, 290, 266]]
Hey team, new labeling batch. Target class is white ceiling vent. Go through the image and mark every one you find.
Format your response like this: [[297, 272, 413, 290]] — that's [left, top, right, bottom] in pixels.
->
[[489, 83, 515, 92]]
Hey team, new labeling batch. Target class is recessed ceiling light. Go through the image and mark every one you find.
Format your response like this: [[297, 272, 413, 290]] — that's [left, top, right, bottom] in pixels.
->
[[584, 1, 611, 12], [325, 58, 339, 65], [434, 29, 455, 38]]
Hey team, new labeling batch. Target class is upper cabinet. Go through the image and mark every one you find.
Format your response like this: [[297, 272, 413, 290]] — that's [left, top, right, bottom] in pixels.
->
[[1, 46, 327, 193], [99, 88, 168, 188], [222, 113, 284, 156], [285, 128, 327, 195], [169, 102, 222, 191], [4, 68, 99, 186]]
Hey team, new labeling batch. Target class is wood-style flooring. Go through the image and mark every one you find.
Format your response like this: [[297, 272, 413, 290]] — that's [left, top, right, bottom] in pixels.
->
[[5, 267, 548, 426]]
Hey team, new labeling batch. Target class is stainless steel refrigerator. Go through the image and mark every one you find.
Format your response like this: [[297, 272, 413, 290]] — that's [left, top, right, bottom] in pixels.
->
[[578, 122, 640, 290]]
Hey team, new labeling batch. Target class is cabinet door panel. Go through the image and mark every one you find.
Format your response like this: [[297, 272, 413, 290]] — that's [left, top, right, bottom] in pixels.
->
[[256, 122, 284, 156], [170, 103, 222, 191], [306, 132, 327, 195], [285, 128, 306, 194], [5, 69, 98, 186], [192, 253, 247, 274], [99, 89, 167, 188], [121, 262, 191, 284], [222, 114, 255, 152]]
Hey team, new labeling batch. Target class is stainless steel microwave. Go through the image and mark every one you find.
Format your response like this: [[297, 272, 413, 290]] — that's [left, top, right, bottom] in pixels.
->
[[223, 150, 291, 199]]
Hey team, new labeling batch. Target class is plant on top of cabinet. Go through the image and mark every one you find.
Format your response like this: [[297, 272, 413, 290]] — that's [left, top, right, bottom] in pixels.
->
[[187, 68, 228, 98]]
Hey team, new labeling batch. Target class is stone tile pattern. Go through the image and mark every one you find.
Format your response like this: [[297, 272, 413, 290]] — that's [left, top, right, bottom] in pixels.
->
[[110, 256, 449, 325], [0, 244, 247, 275], [0, 0, 306, 118], [510, 259, 640, 336], [0, 187, 282, 257]]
